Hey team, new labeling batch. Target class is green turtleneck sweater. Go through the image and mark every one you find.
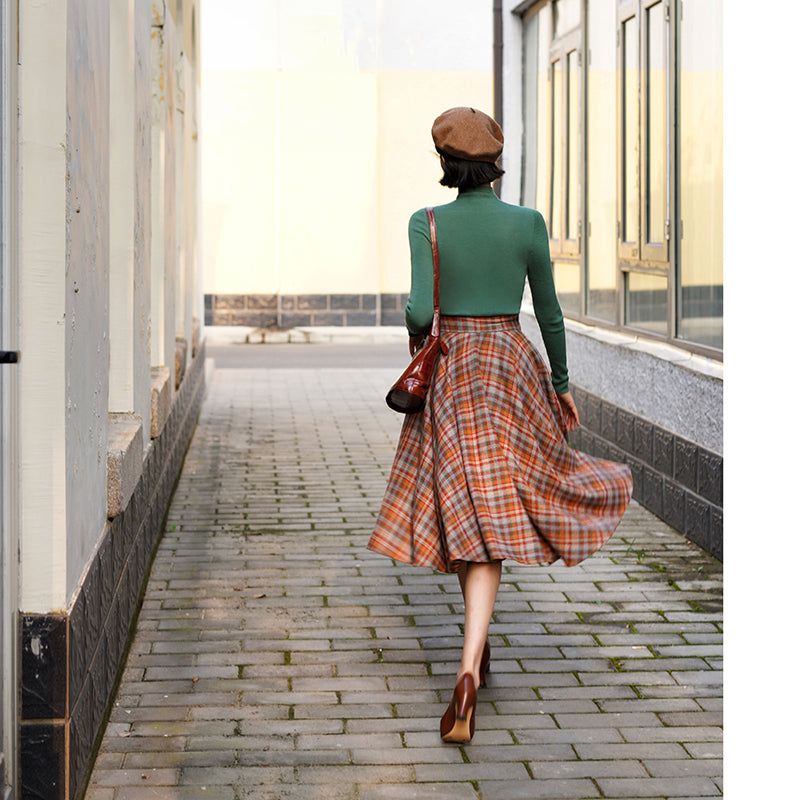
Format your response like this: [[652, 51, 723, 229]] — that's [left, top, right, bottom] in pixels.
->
[[405, 185, 569, 394]]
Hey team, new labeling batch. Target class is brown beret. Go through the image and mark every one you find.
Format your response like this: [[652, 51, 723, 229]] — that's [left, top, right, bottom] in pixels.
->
[[431, 106, 504, 163]]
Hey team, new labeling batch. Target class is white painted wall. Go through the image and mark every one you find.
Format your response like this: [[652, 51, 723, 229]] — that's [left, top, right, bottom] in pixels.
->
[[19, 0, 69, 611], [499, 0, 524, 206], [201, 0, 494, 298], [18, 0, 201, 613], [64, 0, 112, 600], [109, 0, 153, 443]]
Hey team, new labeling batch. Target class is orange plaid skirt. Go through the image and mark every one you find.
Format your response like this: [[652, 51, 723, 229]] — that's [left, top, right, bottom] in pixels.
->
[[369, 315, 633, 573]]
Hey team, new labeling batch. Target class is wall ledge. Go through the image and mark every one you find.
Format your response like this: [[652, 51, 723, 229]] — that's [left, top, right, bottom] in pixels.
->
[[106, 413, 143, 520], [562, 317, 723, 382], [150, 366, 171, 439]]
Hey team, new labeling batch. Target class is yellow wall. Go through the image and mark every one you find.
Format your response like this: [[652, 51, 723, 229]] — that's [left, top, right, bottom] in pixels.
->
[[201, 0, 492, 298]]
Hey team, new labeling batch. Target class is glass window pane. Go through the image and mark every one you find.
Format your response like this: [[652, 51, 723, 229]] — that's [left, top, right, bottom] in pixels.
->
[[678, 0, 723, 350], [646, 2, 666, 245], [586, 0, 616, 322], [550, 57, 563, 240], [622, 17, 638, 245], [566, 48, 579, 242], [554, 260, 580, 314], [553, 0, 580, 38], [626, 272, 668, 335]]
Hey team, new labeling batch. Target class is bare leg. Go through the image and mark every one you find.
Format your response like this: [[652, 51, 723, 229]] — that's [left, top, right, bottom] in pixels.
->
[[456, 561, 502, 683]]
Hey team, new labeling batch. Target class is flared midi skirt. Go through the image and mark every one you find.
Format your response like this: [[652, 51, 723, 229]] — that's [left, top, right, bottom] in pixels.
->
[[369, 315, 633, 573]]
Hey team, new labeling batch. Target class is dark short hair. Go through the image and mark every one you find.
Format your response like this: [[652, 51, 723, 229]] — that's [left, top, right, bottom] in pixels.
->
[[437, 149, 505, 190]]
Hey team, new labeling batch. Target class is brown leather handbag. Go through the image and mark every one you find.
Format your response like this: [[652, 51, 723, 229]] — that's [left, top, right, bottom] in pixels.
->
[[386, 207, 447, 414]]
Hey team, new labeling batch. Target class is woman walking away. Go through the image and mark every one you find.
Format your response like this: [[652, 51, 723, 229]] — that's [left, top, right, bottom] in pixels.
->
[[369, 107, 633, 743]]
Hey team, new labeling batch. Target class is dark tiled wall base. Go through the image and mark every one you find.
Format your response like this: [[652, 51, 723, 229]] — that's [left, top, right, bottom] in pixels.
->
[[570, 384, 722, 561], [204, 292, 409, 328], [20, 343, 207, 800]]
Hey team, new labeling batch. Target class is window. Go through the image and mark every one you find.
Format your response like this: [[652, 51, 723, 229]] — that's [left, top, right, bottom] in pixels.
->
[[522, 0, 582, 314], [518, 0, 722, 358], [618, 0, 671, 335], [677, 0, 723, 350]]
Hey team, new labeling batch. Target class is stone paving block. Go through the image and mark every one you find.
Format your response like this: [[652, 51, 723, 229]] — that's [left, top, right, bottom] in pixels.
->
[[596, 776, 721, 796], [530, 759, 649, 779], [404, 729, 515, 748], [86, 363, 722, 799], [184, 735, 293, 752], [477, 778, 601, 799], [597, 697, 700, 713], [123, 750, 238, 768], [575, 742, 688, 760], [115, 790, 234, 800], [293, 765, 414, 784], [91, 768, 180, 786], [292, 703, 394, 720], [360, 786, 479, 800], [237, 783, 361, 800], [513, 727, 625, 745], [416, 761, 531, 782], [553, 711, 662, 728], [463, 743, 576, 762], [83, 790, 114, 800], [295, 732, 401, 751], [178, 766, 293, 785], [101, 736, 188, 754], [349, 746, 465, 765], [237, 749, 351, 767], [644, 758, 724, 777], [620, 725, 723, 742]]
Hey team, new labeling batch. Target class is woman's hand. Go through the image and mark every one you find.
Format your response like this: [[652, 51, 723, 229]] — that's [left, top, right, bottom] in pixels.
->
[[557, 391, 580, 432], [409, 334, 425, 356]]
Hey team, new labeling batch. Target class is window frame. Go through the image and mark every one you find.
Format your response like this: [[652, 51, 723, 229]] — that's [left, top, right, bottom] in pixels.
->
[[616, 0, 676, 338], [547, 25, 582, 258]]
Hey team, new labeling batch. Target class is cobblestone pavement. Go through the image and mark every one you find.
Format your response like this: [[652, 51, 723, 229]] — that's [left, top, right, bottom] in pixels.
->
[[86, 362, 722, 800]]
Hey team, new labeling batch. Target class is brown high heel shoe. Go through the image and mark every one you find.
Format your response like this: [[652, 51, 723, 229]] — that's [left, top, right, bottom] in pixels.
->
[[440, 673, 477, 743], [479, 640, 491, 688]]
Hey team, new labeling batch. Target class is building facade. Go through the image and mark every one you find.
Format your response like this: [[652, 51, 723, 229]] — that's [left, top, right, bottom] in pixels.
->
[[201, 0, 495, 329], [497, 0, 722, 557], [0, 1, 203, 797]]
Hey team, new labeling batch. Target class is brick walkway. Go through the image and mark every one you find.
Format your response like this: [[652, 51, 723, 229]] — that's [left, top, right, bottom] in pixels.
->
[[86, 362, 722, 800]]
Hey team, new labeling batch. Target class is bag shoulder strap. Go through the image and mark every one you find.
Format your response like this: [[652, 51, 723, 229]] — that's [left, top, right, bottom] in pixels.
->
[[425, 207, 440, 310], [425, 207, 440, 332]]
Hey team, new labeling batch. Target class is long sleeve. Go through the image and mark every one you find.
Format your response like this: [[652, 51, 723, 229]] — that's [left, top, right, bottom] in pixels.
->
[[527, 211, 569, 394], [404, 210, 435, 336]]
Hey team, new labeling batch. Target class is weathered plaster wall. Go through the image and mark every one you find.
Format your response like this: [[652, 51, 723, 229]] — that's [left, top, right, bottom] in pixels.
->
[[19, 0, 69, 612], [134, 0, 154, 431], [18, 0, 202, 615], [65, 0, 111, 598], [109, 0, 153, 448], [201, 0, 493, 299]]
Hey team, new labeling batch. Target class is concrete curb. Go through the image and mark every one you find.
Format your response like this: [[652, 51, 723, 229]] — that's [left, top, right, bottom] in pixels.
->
[[204, 325, 408, 346]]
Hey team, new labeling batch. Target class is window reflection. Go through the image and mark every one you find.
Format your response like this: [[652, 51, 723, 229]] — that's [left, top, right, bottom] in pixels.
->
[[646, 2, 666, 245], [678, 0, 723, 350], [550, 57, 563, 240], [521, 11, 539, 208], [554, 260, 581, 314], [567, 49, 579, 242], [626, 272, 668, 336], [622, 17, 638, 246], [585, 0, 616, 323]]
